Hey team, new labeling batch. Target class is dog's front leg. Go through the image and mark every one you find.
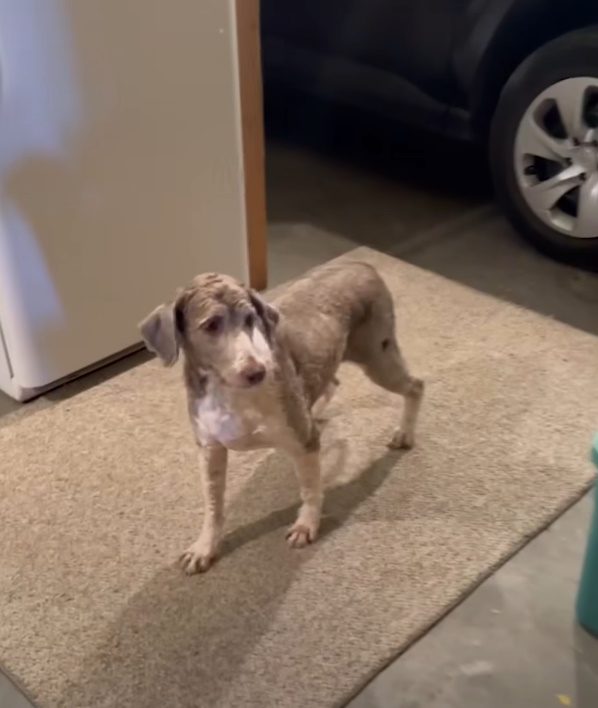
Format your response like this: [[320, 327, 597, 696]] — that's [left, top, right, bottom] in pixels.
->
[[286, 449, 323, 548], [180, 444, 227, 574]]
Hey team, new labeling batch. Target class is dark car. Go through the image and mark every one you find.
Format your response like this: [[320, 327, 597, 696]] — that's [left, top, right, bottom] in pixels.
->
[[260, 0, 598, 269]]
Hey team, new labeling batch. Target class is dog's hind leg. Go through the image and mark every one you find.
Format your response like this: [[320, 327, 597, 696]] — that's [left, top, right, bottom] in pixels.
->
[[347, 328, 424, 449], [365, 341, 424, 449]]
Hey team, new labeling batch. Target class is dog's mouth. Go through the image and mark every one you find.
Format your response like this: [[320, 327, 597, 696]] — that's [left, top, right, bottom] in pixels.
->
[[219, 368, 269, 390]]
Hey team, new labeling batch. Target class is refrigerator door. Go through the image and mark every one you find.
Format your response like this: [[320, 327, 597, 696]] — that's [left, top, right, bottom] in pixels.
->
[[0, 0, 248, 396]]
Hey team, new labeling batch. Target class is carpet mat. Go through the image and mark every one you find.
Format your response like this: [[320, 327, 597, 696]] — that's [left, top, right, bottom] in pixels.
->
[[0, 247, 595, 708]]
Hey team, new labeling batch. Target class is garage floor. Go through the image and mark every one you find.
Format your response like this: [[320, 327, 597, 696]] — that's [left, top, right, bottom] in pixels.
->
[[1, 134, 597, 708]]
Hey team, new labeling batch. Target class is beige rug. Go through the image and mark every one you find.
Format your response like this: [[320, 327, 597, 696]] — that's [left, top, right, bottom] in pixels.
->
[[0, 247, 595, 708]]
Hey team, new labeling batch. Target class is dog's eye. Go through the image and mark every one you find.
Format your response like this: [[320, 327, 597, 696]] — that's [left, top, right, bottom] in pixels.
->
[[244, 313, 254, 329], [203, 316, 223, 335]]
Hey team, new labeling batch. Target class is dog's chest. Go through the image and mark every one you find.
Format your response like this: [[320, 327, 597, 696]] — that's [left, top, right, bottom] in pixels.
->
[[193, 390, 286, 451]]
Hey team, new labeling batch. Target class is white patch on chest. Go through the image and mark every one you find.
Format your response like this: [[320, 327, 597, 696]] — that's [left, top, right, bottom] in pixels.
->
[[193, 380, 285, 451]]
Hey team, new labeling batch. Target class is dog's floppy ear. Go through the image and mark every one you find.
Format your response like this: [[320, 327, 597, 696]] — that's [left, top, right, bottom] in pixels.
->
[[138, 301, 181, 366], [249, 289, 279, 339]]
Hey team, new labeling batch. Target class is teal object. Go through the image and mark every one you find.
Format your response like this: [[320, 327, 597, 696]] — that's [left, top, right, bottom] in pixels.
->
[[576, 433, 598, 636]]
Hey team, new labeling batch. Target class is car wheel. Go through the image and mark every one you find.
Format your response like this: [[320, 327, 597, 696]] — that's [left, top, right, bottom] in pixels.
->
[[490, 27, 598, 269]]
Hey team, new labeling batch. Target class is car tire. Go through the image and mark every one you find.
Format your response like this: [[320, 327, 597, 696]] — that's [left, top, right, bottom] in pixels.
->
[[490, 27, 598, 270]]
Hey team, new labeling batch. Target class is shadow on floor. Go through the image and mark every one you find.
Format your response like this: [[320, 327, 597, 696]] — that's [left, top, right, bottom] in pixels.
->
[[54, 447, 400, 708], [264, 89, 492, 203], [0, 347, 153, 424]]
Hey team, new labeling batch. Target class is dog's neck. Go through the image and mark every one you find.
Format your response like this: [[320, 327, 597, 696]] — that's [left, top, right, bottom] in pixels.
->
[[182, 356, 208, 400], [184, 356, 282, 451]]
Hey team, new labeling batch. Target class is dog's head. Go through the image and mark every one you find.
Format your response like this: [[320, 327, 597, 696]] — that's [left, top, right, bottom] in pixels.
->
[[139, 273, 279, 389]]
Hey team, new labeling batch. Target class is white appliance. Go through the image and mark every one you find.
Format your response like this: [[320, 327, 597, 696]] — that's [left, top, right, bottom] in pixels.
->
[[0, 0, 249, 400]]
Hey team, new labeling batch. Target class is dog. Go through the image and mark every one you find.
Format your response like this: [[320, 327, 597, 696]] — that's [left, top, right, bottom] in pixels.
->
[[139, 261, 424, 574]]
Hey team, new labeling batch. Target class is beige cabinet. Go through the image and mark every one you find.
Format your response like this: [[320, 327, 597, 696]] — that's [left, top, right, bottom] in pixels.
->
[[0, 0, 265, 399]]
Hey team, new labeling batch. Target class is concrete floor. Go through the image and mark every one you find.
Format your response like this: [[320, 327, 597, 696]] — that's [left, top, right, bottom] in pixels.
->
[[1, 134, 597, 707]]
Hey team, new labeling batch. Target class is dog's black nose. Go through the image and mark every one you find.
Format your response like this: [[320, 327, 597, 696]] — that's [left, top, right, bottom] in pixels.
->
[[245, 366, 266, 386]]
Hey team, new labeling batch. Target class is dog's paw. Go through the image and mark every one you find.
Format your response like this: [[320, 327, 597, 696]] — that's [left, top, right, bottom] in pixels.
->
[[179, 538, 218, 575], [286, 521, 318, 549], [388, 429, 415, 450]]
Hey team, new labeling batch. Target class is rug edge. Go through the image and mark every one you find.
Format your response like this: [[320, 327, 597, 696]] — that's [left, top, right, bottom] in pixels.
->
[[337, 477, 595, 708]]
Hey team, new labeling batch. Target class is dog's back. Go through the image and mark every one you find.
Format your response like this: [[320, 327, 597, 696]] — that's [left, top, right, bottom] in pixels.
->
[[272, 261, 396, 405]]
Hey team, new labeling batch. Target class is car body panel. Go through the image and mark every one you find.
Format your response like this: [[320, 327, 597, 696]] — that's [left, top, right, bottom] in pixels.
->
[[261, 0, 598, 139], [261, 0, 462, 133]]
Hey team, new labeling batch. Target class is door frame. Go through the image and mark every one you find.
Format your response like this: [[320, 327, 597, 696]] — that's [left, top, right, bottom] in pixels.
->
[[235, 0, 268, 291]]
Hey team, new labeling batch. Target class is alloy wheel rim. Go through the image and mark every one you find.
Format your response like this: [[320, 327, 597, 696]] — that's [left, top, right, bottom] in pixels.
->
[[515, 77, 598, 240]]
